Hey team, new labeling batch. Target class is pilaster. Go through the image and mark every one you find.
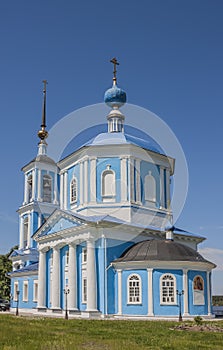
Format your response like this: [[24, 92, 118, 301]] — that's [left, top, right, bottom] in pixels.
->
[[67, 244, 78, 310], [117, 269, 122, 315], [86, 239, 97, 312], [183, 268, 189, 316], [51, 247, 61, 310], [147, 268, 154, 316]]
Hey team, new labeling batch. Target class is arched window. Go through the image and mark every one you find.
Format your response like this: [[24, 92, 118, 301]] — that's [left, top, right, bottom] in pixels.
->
[[193, 275, 205, 305], [101, 166, 116, 201], [23, 217, 28, 248], [160, 274, 176, 304], [43, 175, 52, 203], [70, 178, 77, 203], [144, 171, 156, 203], [27, 175, 32, 202], [127, 274, 142, 304]]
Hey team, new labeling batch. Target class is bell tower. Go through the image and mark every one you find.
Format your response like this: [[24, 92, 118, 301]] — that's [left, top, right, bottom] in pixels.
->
[[12, 81, 59, 270]]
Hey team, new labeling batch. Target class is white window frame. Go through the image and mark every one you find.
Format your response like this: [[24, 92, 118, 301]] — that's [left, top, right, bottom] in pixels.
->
[[33, 280, 38, 302], [160, 274, 176, 305], [42, 174, 52, 203], [144, 171, 156, 203], [82, 247, 87, 264], [23, 280, 29, 302], [23, 216, 29, 248], [101, 166, 116, 201], [65, 250, 69, 267], [27, 174, 33, 202], [70, 177, 78, 204], [127, 274, 142, 304], [14, 281, 19, 301], [82, 277, 87, 304]]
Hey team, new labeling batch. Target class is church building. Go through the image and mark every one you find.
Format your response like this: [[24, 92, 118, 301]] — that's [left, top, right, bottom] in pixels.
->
[[9, 60, 215, 319]]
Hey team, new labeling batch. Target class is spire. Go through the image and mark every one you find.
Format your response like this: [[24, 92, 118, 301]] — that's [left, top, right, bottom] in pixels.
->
[[37, 80, 48, 155]]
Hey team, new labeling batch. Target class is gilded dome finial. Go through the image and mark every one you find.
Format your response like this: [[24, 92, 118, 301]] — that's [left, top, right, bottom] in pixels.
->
[[38, 80, 48, 142], [110, 57, 119, 85]]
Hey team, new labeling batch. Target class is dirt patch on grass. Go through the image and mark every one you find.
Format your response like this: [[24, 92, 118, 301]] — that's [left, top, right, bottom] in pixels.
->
[[172, 323, 223, 333]]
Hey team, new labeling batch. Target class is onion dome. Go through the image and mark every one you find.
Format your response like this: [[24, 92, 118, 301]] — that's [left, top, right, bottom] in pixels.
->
[[104, 83, 127, 108]]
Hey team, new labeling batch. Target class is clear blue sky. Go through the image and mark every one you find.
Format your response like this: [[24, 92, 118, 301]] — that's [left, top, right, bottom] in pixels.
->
[[0, 1, 222, 293]]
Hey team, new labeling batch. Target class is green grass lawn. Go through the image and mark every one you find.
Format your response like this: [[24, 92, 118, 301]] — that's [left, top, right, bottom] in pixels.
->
[[0, 315, 223, 350]]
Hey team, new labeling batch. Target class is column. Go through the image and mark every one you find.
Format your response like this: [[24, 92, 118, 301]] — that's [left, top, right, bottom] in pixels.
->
[[53, 173, 58, 204], [24, 173, 28, 204], [37, 249, 47, 308], [67, 244, 77, 310], [117, 269, 122, 315], [31, 169, 36, 201], [183, 269, 189, 316], [128, 157, 135, 203], [120, 157, 128, 202], [64, 171, 68, 210], [147, 268, 154, 316], [37, 169, 42, 201], [84, 160, 88, 204], [79, 162, 84, 205], [165, 169, 171, 209], [51, 247, 61, 309], [135, 159, 141, 204], [60, 173, 64, 209], [160, 166, 165, 209], [207, 271, 211, 315], [19, 216, 24, 249], [86, 240, 97, 311], [27, 212, 32, 248], [38, 213, 42, 229], [90, 157, 96, 203]]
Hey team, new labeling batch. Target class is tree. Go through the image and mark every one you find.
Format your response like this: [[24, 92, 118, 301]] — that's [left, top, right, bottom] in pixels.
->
[[0, 246, 18, 299]]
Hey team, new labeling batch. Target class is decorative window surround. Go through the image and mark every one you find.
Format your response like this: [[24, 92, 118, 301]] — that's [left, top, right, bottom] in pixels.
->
[[82, 277, 87, 304], [14, 281, 19, 301], [70, 178, 78, 204], [23, 280, 29, 302], [33, 280, 38, 302], [43, 174, 52, 203], [127, 274, 142, 304], [160, 274, 176, 305], [101, 165, 116, 202]]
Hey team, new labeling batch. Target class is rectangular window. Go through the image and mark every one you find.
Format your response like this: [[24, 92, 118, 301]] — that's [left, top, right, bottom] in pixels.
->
[[82, 247, 87, 264], [14, 281, 19, 301], [23, 281, 28, 302], [82, 277, 87, 303], [33, 280, 38, 302]]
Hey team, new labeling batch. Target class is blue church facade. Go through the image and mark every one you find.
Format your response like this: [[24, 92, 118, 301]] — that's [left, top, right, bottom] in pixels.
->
[[9, 64, 215, 318]]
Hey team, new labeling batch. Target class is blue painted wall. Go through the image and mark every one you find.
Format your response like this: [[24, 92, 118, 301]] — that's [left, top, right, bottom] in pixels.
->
[[153, 269, 183, 316], [106, 238, 134, 315], [140, 161, 160, 207], [11, 275, 38, 309], [122, 269, 148, 315], [188, 270, 208, 315], [96, 158, 121, 203]]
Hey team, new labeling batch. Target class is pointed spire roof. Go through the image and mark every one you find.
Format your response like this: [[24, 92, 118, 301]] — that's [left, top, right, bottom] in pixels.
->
[[37, 80, 49, 156]]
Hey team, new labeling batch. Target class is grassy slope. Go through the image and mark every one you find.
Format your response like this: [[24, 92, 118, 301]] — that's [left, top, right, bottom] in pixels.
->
[[0, 315, 223, 350]]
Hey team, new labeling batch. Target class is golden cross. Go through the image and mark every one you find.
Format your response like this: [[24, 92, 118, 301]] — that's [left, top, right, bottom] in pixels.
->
[[110, 57, 119, 82]]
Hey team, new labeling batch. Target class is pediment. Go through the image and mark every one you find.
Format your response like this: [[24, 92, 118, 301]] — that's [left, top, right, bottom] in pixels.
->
[[33, 210, 86, 240]]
